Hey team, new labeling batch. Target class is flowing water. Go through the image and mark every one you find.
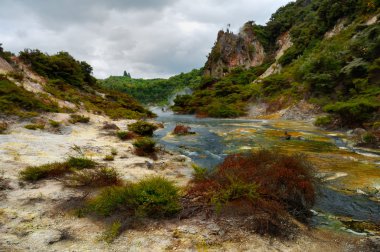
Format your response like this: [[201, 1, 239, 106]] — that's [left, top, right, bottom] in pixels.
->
[[152, 108, 380, 234]]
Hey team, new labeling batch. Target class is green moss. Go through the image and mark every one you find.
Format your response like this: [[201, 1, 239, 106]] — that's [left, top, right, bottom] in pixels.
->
[[49, 120, 60, 128]]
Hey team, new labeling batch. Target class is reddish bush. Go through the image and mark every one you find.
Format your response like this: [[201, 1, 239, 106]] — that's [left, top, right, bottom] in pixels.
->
[[186, 149, 316, 237], [172, 124, 194, 135]]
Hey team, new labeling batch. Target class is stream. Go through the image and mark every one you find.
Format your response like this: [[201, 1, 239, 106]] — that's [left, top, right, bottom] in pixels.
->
[[152, 108, 380, 234]]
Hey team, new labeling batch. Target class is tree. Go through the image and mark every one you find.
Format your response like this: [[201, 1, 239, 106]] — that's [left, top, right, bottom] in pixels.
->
[[123, 71, 131, 78]]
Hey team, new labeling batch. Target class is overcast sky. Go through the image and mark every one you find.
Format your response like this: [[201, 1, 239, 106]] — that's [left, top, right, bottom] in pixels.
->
[[0, 0, 291, 79]]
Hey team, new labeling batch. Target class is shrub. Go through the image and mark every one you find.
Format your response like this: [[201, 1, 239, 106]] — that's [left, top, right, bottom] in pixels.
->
[[24, 123, 45, 130], [111, 148, 118, 156], [314, 115, 333, 127], [67, 156, 97, 170], [191, 164, 208, 181], [0, 121, 8, 134], [132, 137, 156, 156], [20, 157, 98, 182], [69, 114, 90, 124], [128, 121, 158, 136], [132, 176, 181, 218], [102, 221, 122, 243], [324, 98, 380, 126], [116, 131, 135, 140], [20, 162, 69, 181], [49, 120, 60, 128], [173, 124, 194, 135], [187, 149, 315, 236], [65, 167, 120, 187], [85, 176, 180, 218], [103, 155, 114, 161], [362, 132, 377, 144]]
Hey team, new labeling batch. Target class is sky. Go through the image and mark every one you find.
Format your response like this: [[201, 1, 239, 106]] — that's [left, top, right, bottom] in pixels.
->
[[0, 0, 291, 79]]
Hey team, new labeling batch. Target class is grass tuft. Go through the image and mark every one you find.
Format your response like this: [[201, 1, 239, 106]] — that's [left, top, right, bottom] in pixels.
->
[[69, 114, 90, 124], [24, 123, 45, 130], [128, 121, 158, 136]]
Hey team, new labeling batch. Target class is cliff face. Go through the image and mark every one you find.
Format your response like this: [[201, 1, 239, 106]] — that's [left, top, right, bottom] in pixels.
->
[[204, 22, 265, 78]]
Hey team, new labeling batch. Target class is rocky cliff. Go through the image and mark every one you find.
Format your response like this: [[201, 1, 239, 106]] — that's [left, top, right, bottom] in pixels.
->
[[204, 22, 266, 78]]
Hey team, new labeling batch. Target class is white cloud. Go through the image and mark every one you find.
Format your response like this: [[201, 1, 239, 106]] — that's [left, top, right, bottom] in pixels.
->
[[0, 0, 291, 78]]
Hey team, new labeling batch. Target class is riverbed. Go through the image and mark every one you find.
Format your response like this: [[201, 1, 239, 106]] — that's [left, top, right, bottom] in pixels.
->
[[153, 108, 380, 234]]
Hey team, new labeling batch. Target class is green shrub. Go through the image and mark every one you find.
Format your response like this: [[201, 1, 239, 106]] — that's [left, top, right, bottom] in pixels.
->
[[102, 221, 122, 243], [116, 131, 135, 140], [65, 167, 120, 187], [69, 114, 90, 124], [128, 121, 158, 136], [314, 115, 333, 127], [191, 164, 208, 181], [49, 120, 60, 128], [20, 162, 69, 181], [24, 123, 45, 130], [20, 157, 98, 182], [111, 148, 118, 156], [85, 176, 180, 218], [67, 157, 97, 170], [103, 155, 114, 161], [211, 178, 259, 213], [324, 98, 380, 126], [132, 137, 156, 156], [362, 132, 377, 144], [132, 176, 181, 218]]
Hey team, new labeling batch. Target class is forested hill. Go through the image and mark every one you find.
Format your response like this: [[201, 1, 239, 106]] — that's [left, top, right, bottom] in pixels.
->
[[0, 47, 153, 119], [172, 0, 380, 129], [100, 68, 202, 105]]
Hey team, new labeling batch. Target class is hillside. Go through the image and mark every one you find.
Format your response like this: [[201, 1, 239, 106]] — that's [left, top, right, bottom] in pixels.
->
[[172, 0, 380, 129], [100, 68, 202, 105], [0, 47, 154, 119]]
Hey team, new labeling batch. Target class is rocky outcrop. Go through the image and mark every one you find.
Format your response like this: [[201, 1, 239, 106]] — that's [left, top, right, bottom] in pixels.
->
[[258, 31, 292, 79], [204, 22, 265, 78], [0, 57, 13, 74]]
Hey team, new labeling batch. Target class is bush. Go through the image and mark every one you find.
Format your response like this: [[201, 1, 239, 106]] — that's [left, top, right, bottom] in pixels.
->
[[0, 121, 8, 134], [314, 115, 333, 127], [324, 98, 380, 126], [133, 176, 181, 217], [128, 121, 158, 136], [69, 114, 90, 124], [20, 162, 69, 181], [102, 221, 122, 243], [191, 164, 208, 181], [85, 176, 181, 218], [187, 149, 315, 236], [362, 132, 377, 144], [116, 131, 135, 140], [20, 157, 98, 182], [24, 123, 45, 130], [132, 137, 156, 156], [65, 167, 120, 187], [103, 155, 114, 161], [172, 124, 194, 135], [49, 120, 60, 128], [67, 156, 97, 170]]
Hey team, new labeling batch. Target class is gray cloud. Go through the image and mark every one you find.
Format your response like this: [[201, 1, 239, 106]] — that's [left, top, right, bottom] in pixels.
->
[[0, 0, 291, 78]]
